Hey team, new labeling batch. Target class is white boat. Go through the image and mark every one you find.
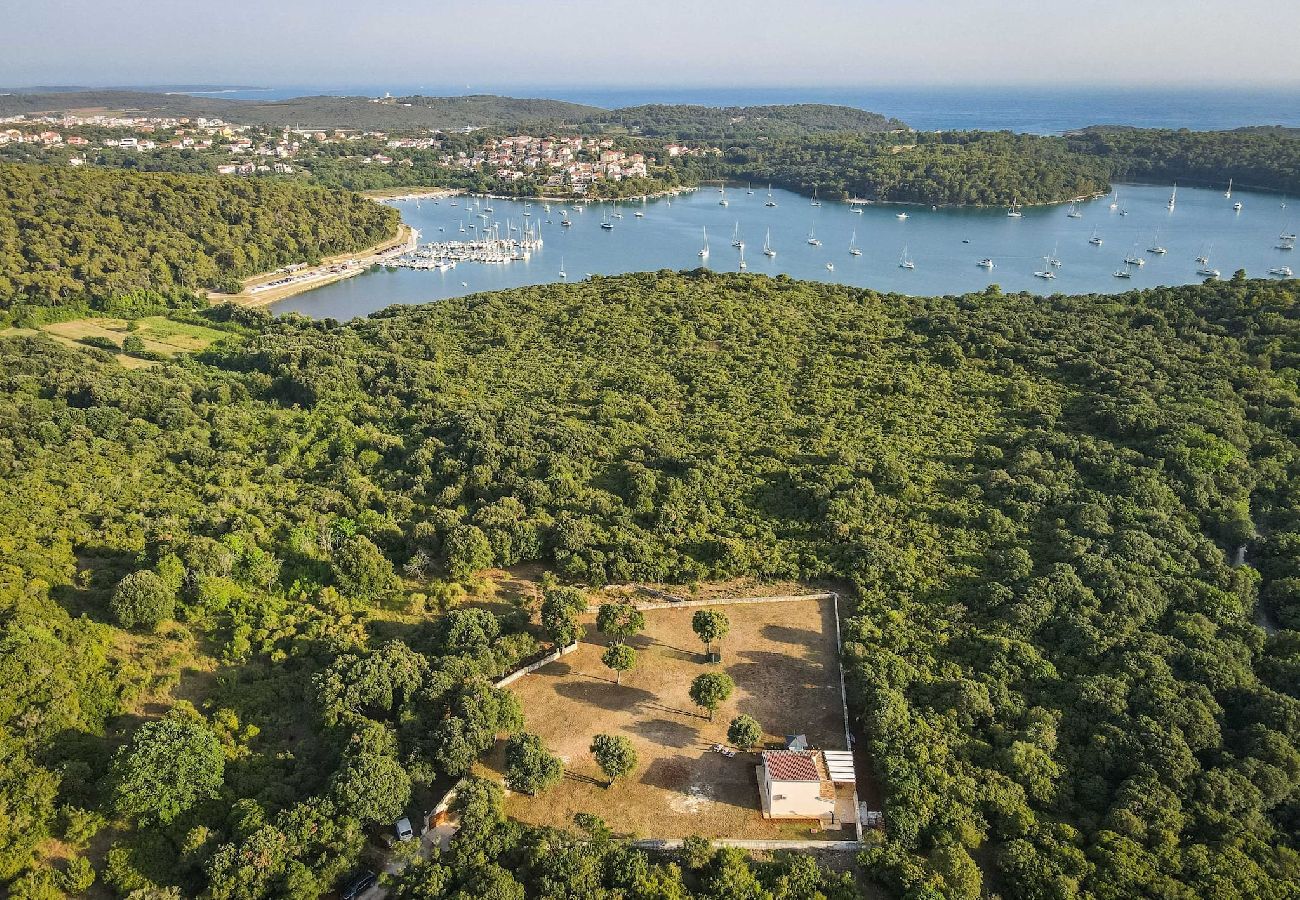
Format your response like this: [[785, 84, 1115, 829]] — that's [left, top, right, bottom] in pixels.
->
[[1225, 178, 1233, 199], [765, 184, 777, 208], [635, 197, 646, 217], [1034, 253, 1056, 279], [851, 198, 864, 214], [1233, 201, 1243, 212], [1147, 230, 1166, 254], [807, 227, 821, 246], [1089, 227, 1103, 246], [1168, 184, 1177, 209], [1067, 201, 1082, 218], [600, 209, 614, 230], [1114, 264, 1133, 279], [746, 183, 754, 195], [559, 258, 567, 279], [1197, 247, 1219, 277], [978, 258, 994, 269], [1049, 244, 1062, 268], [762, 228, 776, 258], [731, 222, 743, 248], [1270, 266, 1293, 277], [739, 245, 748, 270], [897, 211, 909, 220], [1109, 191, 1119, 210], [898, 246, 915, 269], [719, 184, 728, 207], [1007, 200, 1023, 218], [849, 230, 862, 256], [826, 262, 834, 272], [699, 227, 710, 259], [811, 186, 821, 207], [1124, 253, 1146, 266]]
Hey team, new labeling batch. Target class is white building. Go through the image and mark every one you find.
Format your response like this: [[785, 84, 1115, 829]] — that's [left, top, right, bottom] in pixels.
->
[[758, 748, 857, 822]]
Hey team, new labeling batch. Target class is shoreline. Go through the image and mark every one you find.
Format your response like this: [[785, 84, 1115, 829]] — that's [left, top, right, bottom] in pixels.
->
[[209, 222, 417, 309]]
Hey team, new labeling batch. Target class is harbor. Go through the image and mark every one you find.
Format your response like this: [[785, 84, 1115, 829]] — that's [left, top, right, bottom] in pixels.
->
[[269, 184, 1298, 320]]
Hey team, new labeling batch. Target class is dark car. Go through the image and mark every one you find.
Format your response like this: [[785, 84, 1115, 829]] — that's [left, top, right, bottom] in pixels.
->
[[340, 870, 377, 900]]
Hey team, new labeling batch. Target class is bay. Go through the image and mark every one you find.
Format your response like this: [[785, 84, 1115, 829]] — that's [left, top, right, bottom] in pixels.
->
[[271, 184, 1296, 321]]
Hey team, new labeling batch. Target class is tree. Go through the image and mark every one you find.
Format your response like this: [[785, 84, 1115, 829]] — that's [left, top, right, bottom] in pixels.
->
[[110, 570, 175, 630], [726, 714, 762, 750], [596, 603, 645, 643], [689, 673, 735, 721], [590, 733, 638, 786], [333, 534, 398, 600], [540, 586, 585, 648], [601, 643, 637, 685], [443, 524, 494, 580], [691, 609, 730, 658], [504, 732, 562, 796], [330, 749, 411, 824], [110, 712, 225, 825]]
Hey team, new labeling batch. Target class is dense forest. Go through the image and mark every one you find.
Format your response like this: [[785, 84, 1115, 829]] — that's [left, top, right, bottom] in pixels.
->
[[1, 270, 1299, 897], [0, 163, 399, 323], [577, 103, 906, 140], [1066, 126, 1300, 196]]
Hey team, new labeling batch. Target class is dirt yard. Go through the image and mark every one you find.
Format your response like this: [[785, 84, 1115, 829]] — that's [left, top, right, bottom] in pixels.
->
[[478, 597, 853, 840]]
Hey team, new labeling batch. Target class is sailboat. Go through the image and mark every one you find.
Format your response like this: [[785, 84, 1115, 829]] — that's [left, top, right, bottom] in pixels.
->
[[1197, 245, 1219, 277], [635, 197, 646, 218], [600, 209, 614, 230], [746, 183, 754, 195], [731, 222, 744, 249], [719, 184, 728, 207], [1109, 190, 1119, 210], [698, 227, 710, 259], [1225, 178, 1233, 198], [559, 258, 567, 279], [1168, 183, 1178, 209], [739, 244, 747, 270], [811, 186, 821, 207], [851, 198, 864, 214], [765, 184, 777, 207], [1147, 230, 1167, 254], [826, 261, 834, 272], [1048, 244, 1062, 268], [1124, 245, 1146, 266], [807, 227, 821, 247], [1114, 263, 1133, 279], [762, 228, 776, 258], [1007, 200, 1023, 218], [1034, 255, 1057, 279], [1089, 227, 1103, 246], [898, 246, 915, 269], [1233, 201, 1243, 212], [1269, 266, 1293, 277], [1067, 200, 1082, 218], [560, 209, 572, 227], [849, 230, 862, 256]]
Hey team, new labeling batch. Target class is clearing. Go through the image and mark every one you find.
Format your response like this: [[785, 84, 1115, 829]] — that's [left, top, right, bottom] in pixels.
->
[[478, 595, 856, 841]]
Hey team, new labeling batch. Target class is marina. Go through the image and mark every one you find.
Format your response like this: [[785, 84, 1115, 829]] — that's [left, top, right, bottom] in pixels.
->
[[271, 184, 1298, 320]]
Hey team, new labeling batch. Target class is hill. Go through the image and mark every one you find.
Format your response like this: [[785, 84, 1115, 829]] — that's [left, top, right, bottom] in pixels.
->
[[0, 90, 605, 130], [1, 271, 1298, 897], [0, 162, 399, 323], [577, 102, 906, 139]]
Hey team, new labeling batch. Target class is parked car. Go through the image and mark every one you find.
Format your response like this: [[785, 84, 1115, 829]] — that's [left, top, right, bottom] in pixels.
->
[[395, 816, 415, 842], [340, 870, 377, 900]]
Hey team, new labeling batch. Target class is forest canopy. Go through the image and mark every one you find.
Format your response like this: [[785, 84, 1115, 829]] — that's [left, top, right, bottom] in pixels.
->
[[0, 162, 399, 322], [1, 271, 1299, 897]]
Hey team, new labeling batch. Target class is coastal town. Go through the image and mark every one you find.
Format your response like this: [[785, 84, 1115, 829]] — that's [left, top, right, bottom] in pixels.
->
[[0, 110, 710, 195]]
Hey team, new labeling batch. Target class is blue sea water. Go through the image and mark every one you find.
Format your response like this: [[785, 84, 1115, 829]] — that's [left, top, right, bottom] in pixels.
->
[[174, 84, 1300, 134]]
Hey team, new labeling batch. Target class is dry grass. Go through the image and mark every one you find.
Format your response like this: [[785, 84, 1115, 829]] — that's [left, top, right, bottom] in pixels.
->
[[478, 597, 854, 840]]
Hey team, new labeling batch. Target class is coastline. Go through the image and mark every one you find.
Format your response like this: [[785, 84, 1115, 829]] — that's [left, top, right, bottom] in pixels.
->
[[209, 223, 417, 309]]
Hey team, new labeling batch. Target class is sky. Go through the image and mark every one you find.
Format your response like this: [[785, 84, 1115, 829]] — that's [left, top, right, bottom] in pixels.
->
[[3, 0, 1298, 90]]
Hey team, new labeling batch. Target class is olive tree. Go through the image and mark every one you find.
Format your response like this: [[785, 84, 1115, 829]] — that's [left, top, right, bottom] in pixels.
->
[[689, 673, 735, 721], [590, 733, 638, 786], [691, 609, 730, 658], [601, 643, 637, 685]]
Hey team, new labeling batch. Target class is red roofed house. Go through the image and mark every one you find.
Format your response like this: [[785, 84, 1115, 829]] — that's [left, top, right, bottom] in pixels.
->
[[758, 748, 857, 822]]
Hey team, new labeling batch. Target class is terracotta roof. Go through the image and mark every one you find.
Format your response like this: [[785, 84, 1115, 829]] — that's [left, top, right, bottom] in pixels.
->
[[763, 750, 821, 782]]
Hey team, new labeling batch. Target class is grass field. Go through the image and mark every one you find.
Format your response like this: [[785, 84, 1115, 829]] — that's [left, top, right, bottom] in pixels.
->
[[2, 315, 228, 367], [478, 597, 855, 841]]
